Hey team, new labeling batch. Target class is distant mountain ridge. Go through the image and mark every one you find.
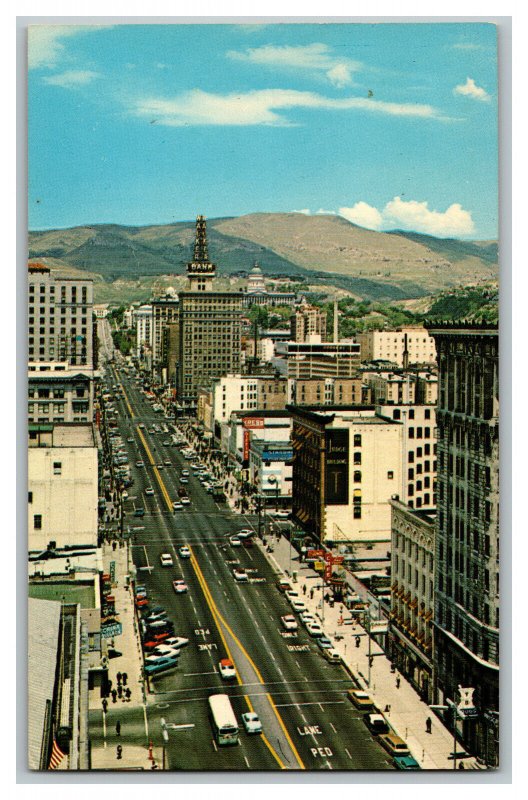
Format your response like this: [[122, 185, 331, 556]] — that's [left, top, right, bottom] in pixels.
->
[[29, 212, 498, 303]]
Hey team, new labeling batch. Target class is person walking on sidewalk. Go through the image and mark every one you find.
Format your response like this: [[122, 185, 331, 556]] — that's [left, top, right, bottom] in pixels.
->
[[111, 689, 117, 703], [302, 584, 306, 595], [122, 672, 128, 686], [426, 717, 432, 734], [310, 588, 314, 600], [116, 721, 121, 737], [116, 671, 122, 684], [396, 676, 401, 689]]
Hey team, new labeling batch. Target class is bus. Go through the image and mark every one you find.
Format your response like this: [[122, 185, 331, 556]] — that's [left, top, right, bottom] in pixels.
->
[[207, 694, 239, 746]]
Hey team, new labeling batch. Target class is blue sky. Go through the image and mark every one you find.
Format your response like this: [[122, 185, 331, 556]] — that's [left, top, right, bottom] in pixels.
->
[[28, 23, 498, 239]]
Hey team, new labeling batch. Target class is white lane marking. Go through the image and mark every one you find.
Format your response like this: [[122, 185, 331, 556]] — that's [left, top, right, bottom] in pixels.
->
[[330, 722, 337, 734], [319, 703, 325, 712], [295, 661, 301, 670], [184, 671, 218, 677], [325, 761, 333, 770], [212, 738, 217, 752], [275, 701, 346, 708], [143, 704, 149, 737], [244, 756, 250, 768], [270, 652, 276, 662], [345, 748, 352, 760]]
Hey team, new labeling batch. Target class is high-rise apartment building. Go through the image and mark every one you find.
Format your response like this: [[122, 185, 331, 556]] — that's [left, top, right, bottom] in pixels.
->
[[174, 216, 243, 410], [290, 304, 327, 342], [287, 341, 361, 379], [426, 322, 499, 765], [134, 304, 153, 359]]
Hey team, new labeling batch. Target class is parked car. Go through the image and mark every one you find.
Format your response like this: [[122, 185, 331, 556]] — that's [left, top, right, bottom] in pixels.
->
[[281, 615, 298, 631], [172, 579, 188, 594], [144, 656, 178, 676], [393, 755, 421, 770], [364, 714, 391, 735], [164, 459, 171, 466], [289, 598, 308, 614], [347, 689, 376, 710], [160, 553, 173, 567], [241, 712, 263, 734], [145, 649, 180, 664], [316, 636, 333, 650], [181, 497, 191, 505], [306, 621, 324, 637], [378, 734, 410, 757], [276, 578, 293, 593], [300, 612, 316, 626], [218, 658, 236, 680], [322, 648, 342, 664], [145, 609, 168, 623], [179, 477, 189, 484]]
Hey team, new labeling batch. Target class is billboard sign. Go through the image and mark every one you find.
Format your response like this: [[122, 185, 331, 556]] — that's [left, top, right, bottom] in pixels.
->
[[243, 430, 251, 464], [101, 622, 123, 639], [325, 429, 349, 505], [262, 448, 293, 462], [243, 417, 265, 429], [307, 549, 325, 559]]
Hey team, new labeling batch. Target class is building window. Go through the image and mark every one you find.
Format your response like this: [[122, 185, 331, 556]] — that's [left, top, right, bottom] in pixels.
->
[[353, 471, 362, 483], [34, 514, 42, 529], [353, 506, 361, 519], [53, 462, 62, 475], [387, 471, 394, 479], [28, 491, 33, 503], [408, 409, 415, 420], [354, 452, 361, 465], [425, 409, 431, 419], [353, 434, 362, 447], [408, 428, 415, 439]]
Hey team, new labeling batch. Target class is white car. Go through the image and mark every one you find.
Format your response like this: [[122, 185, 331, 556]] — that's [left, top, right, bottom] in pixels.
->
[[323, 648, 342, 664], [160, 553, 173, 567], [145, 648, 180, 663], [229, 536, 242, 547], [241, 712, 263, 734], [306, 620, 324, 637], [281, 615, 298, 631], [290, 598, 308, 614], [172, 502, 183, 512], [172, 579, 188, 594], [300, 612, 316, 626], [136, 460, 145, 468], [145, 487, 154, 496], [179, 546, 191, 559], [233, 568, 249, 583], [164, 459, 171, 466], [218, 659, 236, 680], [181, 497, 191, 505], [163, 636, 189, 650]]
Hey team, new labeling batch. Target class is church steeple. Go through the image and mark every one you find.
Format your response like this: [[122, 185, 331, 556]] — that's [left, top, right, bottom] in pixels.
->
[[187, 215, 216, 290]]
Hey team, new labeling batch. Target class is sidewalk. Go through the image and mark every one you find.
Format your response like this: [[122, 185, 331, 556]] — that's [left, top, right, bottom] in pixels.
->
[[260, 532, 479, 772], [89, 541, 163, 770]]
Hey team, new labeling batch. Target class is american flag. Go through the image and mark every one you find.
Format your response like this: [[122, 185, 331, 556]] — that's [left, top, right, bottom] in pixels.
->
[[48, 739, 66, 769]]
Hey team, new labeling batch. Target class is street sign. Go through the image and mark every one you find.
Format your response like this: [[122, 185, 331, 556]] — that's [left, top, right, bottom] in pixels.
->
[[101, 622, 123, 638], [109, 560, 116, 583], [457, 686, 478, 718], [332, 555, 345, 565], [314, 561, 325, 572], [308, 549, 325, 559]]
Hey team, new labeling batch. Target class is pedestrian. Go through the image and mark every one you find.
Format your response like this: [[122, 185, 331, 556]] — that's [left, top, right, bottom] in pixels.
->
[[117, 684, 123, 699], [384, 704, 391, 714], [125, 687, 131, 701], [458, 762, 465, 770], [116, 671, 122, 684], [116, 744, 122, 760], [302, 584, 306, 595], [112, 540, 117, 551], [102, 698, 108, 714], [310, 588, 314, 600], [116, 721, 121, 736], [111, 689, 117, 703], [426, 716, 432, 734], [396, 676, 401, 689], [355, 635, 361, 648]]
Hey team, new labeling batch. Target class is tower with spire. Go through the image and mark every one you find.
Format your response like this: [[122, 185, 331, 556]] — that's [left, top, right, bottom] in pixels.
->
[[187, 215, 216, 291]]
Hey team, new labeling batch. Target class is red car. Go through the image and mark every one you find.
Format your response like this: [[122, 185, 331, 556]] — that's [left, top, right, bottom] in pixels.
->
[[242, 537, 253, 548], [143, 632, 172, 648], [135, 597, 149, 608]]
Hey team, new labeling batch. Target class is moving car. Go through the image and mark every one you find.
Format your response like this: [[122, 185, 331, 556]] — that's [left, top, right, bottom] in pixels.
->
[[160, 553, 173, 567], [281, 615, 298, 631], [135, 461, 145, 468], [145, 487, 154, 496], [218, 658, 236, 680], [172, 579, 188, 594], [181, 497, 191, 505], [179, 477, 189, 484], [241, 712, 262, 735], [347, 689, 376, 710], [179, 546, 191, 559], [164, 459, 171, 466], [233, 568, 249, 583], [172, 502, 183, 512]]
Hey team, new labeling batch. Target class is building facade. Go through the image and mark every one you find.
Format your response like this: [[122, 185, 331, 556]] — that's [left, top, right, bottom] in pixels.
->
[[426, 322, 499, 766], [151, 296, 179, 373], [249, 440, 293, 506], [28, 423, 99, 551], [357, 326, 437, 367], [292, 376, 369, 407], [389, 499, 435, 703], [134, 304, 153, 360], [290, 406, 402, 545], [28, 363, 94, 424], [28, 264, 95, 367], [287, 341, 361, 380]]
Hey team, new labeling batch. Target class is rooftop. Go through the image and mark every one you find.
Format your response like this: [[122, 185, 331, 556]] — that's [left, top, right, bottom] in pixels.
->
[[28, 422, 96, 448]]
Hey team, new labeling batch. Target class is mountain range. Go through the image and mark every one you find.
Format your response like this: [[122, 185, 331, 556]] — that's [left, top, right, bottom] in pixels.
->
[[28, 212, 498, 304]]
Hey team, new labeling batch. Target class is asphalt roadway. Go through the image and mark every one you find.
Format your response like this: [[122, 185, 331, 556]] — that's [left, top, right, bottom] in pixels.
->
[[101, 361, 393, 772]]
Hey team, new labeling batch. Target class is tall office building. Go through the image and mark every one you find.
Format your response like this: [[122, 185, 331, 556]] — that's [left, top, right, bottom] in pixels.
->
[[151, 296, 179, 374], [291, 304, 327, 342], [426, 322, 499, 765], [174, 216, 243, 411]]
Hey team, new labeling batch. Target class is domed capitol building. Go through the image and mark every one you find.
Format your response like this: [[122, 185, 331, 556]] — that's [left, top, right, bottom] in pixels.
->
[[243, 263, 298, 307]]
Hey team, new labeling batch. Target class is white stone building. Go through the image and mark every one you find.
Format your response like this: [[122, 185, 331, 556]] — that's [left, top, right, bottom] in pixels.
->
[[357, 326, 437, 367]]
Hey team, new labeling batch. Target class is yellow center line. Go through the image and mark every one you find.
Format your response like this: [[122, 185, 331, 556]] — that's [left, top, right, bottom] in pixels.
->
[[115, 372, 135, 418], [136, 427, 173, 511], [191, 553, 304, 770]]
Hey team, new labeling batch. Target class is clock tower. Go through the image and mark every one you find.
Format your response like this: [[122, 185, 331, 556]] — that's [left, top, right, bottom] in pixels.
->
[[187, 214, 216, 291]]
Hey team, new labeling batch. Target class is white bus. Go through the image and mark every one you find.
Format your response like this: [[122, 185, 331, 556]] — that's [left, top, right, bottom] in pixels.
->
[[208, 694, 239, 746]]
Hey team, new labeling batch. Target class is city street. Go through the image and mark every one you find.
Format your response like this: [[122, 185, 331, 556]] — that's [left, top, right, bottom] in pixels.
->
[[91, 359, 393, 771]]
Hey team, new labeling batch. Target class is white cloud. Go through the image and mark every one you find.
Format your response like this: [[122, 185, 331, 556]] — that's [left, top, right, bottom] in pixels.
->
[[131, 88, 448, 127], [315, 208, 337, 216], [291, 209, 311, 215], [28, 25, 111, 69], [382, 196, 475, 236], [42, 70, 100, 88], [227, 43, 360, 88], [454, 77, 490, 102], [339, 202, 383, 230]]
